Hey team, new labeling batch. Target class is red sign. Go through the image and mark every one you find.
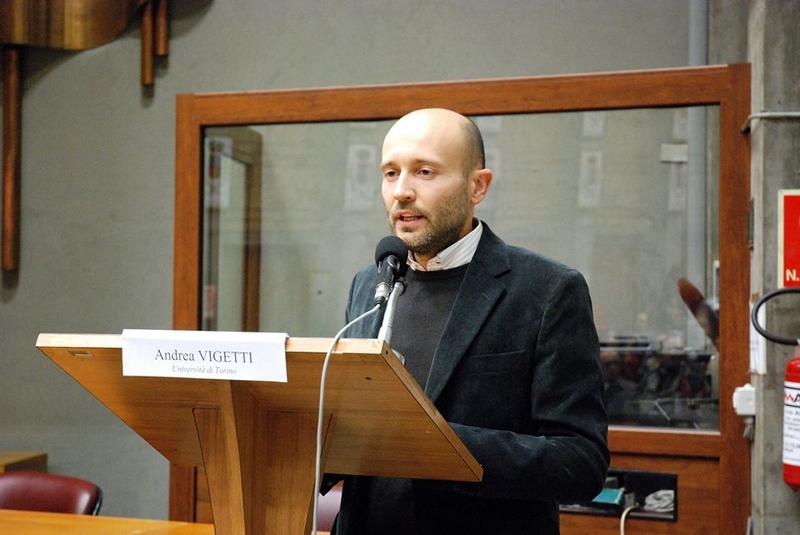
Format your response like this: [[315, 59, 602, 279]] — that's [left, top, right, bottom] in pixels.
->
[[780, 190, 800, 288]]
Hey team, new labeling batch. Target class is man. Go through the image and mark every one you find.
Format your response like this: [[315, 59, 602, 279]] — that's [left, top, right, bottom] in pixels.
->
[[333, 108, 609, 534]]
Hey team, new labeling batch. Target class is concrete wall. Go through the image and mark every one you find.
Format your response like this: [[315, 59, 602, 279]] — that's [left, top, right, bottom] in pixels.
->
[[747, 1, 800, 533]]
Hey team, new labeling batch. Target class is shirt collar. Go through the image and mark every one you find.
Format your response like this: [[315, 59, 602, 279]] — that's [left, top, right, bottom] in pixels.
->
[[407, 220, 483, 272]]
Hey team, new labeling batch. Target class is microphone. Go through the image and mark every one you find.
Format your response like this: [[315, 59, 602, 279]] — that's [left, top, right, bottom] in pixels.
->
[[374, 235, 408, 307]]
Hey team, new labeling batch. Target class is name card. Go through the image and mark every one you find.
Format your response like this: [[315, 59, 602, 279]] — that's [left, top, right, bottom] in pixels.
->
[[121, 329, 288, 382]]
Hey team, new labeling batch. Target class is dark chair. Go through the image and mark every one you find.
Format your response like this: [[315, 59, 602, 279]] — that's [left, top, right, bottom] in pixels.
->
[[0, 471, 102, 515]]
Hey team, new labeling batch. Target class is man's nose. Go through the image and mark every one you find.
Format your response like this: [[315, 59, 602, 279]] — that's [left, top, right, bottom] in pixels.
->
[[392, 173, 415, 201]]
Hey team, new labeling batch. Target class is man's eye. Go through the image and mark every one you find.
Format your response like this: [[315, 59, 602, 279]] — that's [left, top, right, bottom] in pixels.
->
[[383, 170, 398, 180], [419, 168, 433, 177]]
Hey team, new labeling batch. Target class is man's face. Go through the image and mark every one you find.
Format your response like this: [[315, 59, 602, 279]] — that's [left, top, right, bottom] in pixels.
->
[[380, 111, 476, 263]]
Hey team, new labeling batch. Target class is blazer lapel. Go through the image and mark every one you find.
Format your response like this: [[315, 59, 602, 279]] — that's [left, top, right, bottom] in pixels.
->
[[425, 226, 510, 402]]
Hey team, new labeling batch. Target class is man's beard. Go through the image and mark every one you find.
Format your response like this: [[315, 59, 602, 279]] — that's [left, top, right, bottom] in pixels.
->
[[389, 194, 471, 258]]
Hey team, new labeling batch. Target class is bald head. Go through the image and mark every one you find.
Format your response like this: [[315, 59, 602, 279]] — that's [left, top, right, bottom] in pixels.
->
[[384, 108, 485, 177], [380, 108, 493, 265]]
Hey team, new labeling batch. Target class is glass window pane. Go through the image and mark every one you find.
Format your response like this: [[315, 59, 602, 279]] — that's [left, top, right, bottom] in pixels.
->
[[201, 107, 720, 431]]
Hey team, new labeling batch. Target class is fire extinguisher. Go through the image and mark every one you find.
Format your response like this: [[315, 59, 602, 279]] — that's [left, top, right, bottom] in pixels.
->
[[752, 287, 800, 491], [784, 355, 800, 491]]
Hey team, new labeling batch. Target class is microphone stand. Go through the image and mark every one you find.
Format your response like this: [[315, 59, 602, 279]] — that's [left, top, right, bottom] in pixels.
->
[[377, 278, 406, 361]]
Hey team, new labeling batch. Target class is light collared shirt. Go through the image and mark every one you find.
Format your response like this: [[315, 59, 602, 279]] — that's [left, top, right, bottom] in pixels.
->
[[407, 220, 483, 272]]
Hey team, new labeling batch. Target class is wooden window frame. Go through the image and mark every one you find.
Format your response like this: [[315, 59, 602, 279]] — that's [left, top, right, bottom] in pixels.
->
[[172, 64, 751, 533]]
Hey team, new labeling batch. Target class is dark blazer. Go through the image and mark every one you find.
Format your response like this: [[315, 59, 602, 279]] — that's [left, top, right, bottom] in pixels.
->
[[333, 223, 609, 535]]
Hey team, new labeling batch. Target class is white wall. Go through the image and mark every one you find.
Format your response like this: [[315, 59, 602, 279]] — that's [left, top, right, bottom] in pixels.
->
[[0, 0, 692, 519]]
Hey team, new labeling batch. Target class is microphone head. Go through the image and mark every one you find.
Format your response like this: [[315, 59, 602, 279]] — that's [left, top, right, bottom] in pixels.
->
[[375, 235, 409, 276]]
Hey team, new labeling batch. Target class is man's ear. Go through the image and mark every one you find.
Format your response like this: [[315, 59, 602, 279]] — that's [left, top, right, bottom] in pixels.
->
[[471, 168, 493, 205]]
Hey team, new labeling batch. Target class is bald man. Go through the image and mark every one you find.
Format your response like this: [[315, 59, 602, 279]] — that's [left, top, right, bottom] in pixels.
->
[[331, 109, 609, 535]]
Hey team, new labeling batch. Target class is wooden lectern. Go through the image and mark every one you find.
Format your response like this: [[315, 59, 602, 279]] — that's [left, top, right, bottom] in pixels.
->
[[36, 334, 483, 535]]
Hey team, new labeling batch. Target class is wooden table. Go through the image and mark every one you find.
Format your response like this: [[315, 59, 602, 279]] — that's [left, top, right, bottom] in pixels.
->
[[0, 451, 47, 473], [0, 509, 215, 534], [0, 510, 332, 534]]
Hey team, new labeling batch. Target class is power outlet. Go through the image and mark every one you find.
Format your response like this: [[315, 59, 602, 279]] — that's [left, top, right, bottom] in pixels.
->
[[560, 467, 678, 522], [611, 468, 678, 521]]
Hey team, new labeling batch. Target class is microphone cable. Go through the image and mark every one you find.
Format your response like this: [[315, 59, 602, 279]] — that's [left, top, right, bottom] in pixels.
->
[[311, 303, 381, 534]]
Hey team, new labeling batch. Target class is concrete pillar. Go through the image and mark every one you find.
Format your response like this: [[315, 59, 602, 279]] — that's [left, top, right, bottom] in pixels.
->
[[747, 1, 800, 533]]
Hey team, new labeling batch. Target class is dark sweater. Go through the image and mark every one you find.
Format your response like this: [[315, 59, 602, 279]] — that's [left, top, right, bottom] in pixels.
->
[[392, 265, 469, 388]]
